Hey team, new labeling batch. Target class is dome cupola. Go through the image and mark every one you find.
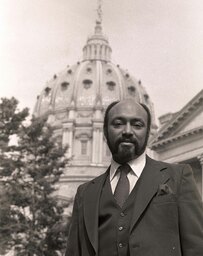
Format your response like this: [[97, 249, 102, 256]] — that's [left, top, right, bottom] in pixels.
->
[[83, 21, 112, 62]]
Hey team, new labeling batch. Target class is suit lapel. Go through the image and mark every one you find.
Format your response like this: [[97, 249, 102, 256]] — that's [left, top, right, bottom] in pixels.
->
[[130, 156, 170, 232], [83, 168, 109, 254]]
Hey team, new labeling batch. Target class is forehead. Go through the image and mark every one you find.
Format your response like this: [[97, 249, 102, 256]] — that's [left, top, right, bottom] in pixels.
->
[[108, 100, 148, 122]]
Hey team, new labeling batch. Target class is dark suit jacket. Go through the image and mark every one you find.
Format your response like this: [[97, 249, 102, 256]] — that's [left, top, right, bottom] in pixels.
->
[[65, 156, 203, 256]]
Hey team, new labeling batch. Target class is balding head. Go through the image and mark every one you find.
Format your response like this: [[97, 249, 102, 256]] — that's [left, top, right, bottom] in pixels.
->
[[103, 99, 151, 163]]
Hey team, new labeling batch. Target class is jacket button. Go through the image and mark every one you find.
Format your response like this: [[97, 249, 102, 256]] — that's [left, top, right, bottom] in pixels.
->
[[118, 243, 123, 248], [119, 226, 124, 231], [120, 212, 125, 217]]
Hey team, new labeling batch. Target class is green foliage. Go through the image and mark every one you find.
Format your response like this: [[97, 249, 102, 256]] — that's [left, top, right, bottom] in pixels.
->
[[0, 98, 70, 255]]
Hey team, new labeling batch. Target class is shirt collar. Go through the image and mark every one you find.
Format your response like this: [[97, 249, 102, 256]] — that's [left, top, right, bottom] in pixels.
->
[[109, 152, 146, 181]]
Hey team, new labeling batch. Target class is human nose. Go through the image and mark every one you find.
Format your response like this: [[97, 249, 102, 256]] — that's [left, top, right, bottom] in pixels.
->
[[122, 122, 133, 136]]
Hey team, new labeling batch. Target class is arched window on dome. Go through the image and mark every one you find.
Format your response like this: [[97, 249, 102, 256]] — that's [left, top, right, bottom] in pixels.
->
[[106, 68, 112, 75], [61, 82, 69, 91], [86, 67, 92, 74], [44, 87, 51, 96], [144, 94, 149, 104], [128, 86, 136, 96], [83, 79, 93, 89], [106, 81, 116, 91]]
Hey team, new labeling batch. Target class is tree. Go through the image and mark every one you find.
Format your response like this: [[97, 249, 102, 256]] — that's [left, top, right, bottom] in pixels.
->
[[0, 97, 29, 254], [0, 97, 29, 148], [0, 98, 70, 255]]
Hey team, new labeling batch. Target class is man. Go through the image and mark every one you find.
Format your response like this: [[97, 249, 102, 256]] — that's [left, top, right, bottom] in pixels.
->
[[65, 99, 203, 256]]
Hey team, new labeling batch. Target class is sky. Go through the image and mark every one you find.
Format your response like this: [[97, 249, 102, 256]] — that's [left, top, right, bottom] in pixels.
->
[[0, 0, 203, 123]]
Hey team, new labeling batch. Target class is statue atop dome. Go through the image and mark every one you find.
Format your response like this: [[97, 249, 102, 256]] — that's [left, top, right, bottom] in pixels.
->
[[97, 0, 103, 24]]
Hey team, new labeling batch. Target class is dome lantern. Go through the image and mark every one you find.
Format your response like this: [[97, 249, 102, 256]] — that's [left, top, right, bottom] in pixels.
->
[[83, 20, 112, 62]]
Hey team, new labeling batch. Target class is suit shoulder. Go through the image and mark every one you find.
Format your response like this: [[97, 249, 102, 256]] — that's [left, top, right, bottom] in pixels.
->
[[161, 161, 190, 172], [76, 170, 109, 194], [147, 156, 190, 176]]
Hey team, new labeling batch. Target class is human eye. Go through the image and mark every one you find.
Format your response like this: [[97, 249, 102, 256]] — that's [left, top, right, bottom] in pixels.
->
[[132, 120, 144, 128], [112, 119, 124, 127]]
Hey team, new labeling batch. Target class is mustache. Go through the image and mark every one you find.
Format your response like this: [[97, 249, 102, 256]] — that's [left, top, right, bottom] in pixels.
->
[[115, 137, 138, 148]]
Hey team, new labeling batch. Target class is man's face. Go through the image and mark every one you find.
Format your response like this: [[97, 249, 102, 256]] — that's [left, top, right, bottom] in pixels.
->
[[105, 100, 148, 164]]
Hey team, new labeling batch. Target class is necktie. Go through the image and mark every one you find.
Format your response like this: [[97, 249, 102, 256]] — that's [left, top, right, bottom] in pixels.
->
[[114, 164, 131, 208]]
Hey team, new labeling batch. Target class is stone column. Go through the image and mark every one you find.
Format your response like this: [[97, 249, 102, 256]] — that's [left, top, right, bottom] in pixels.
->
[[197, 154, 203, 200], [101, 45, 105, 60], [91, 45, 95, 59], [62, 123, 74, 158], [92, 122, 103, 165], [98, 128, 103, 163], [92, 127, 98, 164], [96, 44, 100, 59], [92, 127, 100, 164], [86, 45, 90, 59]]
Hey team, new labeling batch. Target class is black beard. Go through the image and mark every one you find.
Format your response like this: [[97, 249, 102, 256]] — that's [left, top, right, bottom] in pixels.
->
[[114, 137, 138, 153], [107, 136, 147, 164]]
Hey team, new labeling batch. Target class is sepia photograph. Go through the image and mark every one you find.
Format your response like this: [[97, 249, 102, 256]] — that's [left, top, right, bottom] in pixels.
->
[[0, 1, 203, 255]]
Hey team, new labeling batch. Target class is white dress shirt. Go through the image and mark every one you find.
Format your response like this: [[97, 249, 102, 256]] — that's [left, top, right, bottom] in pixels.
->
[[109, 152, 146, 194]]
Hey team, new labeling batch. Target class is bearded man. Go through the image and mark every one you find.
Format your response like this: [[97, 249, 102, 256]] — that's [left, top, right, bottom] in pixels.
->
[[65, 99, 203, 256]]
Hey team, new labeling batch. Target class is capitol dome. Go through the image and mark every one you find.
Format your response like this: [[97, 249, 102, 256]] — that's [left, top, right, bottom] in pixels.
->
[[34, 21, 156, 124], [34, 20, 157, 199]]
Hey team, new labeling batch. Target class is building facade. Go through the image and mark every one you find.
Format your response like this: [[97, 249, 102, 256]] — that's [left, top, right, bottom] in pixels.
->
[[150, 89, 203, 199]]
